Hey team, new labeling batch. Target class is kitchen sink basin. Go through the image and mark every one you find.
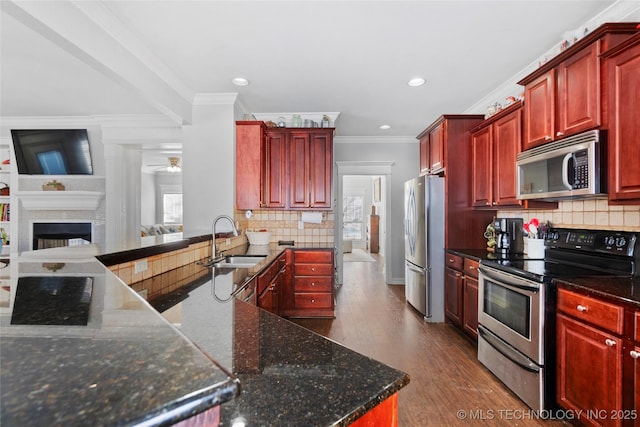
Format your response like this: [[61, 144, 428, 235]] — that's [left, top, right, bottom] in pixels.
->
[[212, 255, 267, 269]]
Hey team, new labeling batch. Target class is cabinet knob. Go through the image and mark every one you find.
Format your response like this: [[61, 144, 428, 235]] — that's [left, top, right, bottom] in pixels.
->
[[311, 282, 315, 286], [449, 258, 454, 263], [311, 267, 316, 272], [492, 202, 497, 205], [544, 135, 552, 141], [630, 351, 640, 359], [311, 299, 315, 303], [576, 304, 588, 312], [605, 339, 616, 347], [556, 131, 564, 137]]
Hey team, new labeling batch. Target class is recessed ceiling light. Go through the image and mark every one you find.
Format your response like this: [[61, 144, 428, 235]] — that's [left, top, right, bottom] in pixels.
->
[[379, 124, 391, 130], [232, 77, 250, 86], [408, 77, 426, 87]]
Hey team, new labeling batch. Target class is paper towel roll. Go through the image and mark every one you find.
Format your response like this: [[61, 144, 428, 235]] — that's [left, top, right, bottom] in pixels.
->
[[301, 211, 323, 224]]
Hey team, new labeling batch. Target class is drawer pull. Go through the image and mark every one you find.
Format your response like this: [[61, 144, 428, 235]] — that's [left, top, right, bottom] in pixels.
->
[[468, 265, 475, 270], [630, 351, 640, 359], [311, 299, 315, 303], [311, 267, 316, 272], [605, 339, 616, 347], [449, 258, 454, 263], [576, 305, 588, 312], [311, 282, 315, 286]]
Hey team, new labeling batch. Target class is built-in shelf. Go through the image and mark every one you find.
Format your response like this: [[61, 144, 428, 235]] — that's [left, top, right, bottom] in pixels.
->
[[16, 191, 105, 211]]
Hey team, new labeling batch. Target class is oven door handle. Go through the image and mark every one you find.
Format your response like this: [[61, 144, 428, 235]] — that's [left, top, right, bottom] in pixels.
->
[[478, 266, 540, 293], [478, 326, 540, 373]]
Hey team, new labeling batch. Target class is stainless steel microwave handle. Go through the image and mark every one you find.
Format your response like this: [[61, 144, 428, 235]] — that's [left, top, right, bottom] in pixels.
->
[[561, 152, 574, 190], [478, 266, 540, 293]]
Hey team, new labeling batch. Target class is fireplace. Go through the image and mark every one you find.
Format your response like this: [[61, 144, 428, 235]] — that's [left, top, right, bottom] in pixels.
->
[[32, 222, 93, 250]]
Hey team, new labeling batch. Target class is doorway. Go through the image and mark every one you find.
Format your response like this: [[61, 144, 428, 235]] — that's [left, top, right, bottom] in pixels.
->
[[335, 161, 394, 286]]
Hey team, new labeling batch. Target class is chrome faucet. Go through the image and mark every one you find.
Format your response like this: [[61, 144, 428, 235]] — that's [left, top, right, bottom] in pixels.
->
[[212, 215, 239, 261]]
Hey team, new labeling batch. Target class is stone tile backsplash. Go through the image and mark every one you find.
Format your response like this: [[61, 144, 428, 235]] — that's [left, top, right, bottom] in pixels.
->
[[235, 210, 335, 246], [498, 199, 640, 231]]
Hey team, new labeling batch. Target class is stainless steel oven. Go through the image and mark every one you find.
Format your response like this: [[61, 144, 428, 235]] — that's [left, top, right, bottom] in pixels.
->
[[477, 228, 638, 413], [478, 264, 549, 411]]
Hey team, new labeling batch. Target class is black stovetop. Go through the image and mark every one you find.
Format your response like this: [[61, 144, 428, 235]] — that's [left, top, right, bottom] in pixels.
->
[[480, 228, 638, 283]]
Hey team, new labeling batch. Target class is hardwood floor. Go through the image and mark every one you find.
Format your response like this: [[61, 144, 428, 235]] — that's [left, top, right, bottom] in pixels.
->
[[291, 255, 569, 426]]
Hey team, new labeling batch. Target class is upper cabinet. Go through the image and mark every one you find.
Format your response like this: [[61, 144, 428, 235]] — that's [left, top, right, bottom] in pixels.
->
[[236, 122, 334, 210], [602, 33, 640, 203], [518, 23, 638, 150], [236, 121, 266, 210], [417, 121, 445, 175]]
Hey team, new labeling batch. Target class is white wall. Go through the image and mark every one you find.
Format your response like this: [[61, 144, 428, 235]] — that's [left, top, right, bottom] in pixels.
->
[[141, 171, 156, 225]]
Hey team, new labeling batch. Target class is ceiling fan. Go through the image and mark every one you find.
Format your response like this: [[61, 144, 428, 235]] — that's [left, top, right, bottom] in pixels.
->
[[148, 156, 182, 173]]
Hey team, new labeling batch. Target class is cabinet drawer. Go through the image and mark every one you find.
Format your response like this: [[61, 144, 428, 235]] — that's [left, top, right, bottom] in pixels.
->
[[557, 289, 624, 335], [257, 261, 278, 295], [294, 292, 332, 309], [463, 258, 480, 278], [295, 263, 333, 276], [294, 277, 332, 292], [446, 253, 463, 271], [294, 250, 333, 264]]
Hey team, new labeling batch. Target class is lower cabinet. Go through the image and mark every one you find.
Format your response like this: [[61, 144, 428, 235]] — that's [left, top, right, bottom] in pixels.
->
[[257, 249, 335, 319], [444, 252, 479, 342], [556, 288, 630, 427], [283, 249, 335, 318]]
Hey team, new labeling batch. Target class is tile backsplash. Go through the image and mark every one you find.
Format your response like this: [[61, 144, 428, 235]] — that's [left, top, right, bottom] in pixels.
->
[[498, 199, 640, 231], [235, 210, 335, 246]]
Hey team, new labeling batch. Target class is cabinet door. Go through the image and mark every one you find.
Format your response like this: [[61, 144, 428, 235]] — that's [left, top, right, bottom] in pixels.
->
[[444, 267, 463, 327], [493, 108, 522, 206], [557, 314, 623, 427], [288, 132, 310, 208], [235, 122, 264, 209], [524, 69, 555, 149], [429, 124, 445, 173], [557, 43, 600, 138], [471, 126, 493, 207], [419, 135, 428, 175], [309, 131, 332, 208], [606, 40, 640, 202], [263, 130, 287, 208], [462, 275, 478, 341]]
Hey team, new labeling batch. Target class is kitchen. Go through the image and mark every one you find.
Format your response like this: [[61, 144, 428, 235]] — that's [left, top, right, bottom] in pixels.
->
[[1, 1, 640, 426]]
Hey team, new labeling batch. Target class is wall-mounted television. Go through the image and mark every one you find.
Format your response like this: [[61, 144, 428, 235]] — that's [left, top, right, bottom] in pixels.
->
[[11, 129, 93, 175]]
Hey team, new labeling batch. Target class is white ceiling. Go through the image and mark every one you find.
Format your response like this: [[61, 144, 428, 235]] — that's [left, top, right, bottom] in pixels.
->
[[0, 0, 633, 168]]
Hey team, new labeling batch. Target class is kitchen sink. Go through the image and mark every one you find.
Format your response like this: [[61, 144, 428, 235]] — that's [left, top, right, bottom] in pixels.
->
[[212, 255, 267, 269]]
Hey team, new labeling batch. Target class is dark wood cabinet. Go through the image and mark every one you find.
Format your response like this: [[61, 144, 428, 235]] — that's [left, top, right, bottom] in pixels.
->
[[235, 121, 266, 209], [462, 258, 479, 341], [289, 130, 334, 209], [519, 23, 638, 150], [281, 249, 334, 318], [523, 69, 555, 149], [444, 265, 463, 327], [470, 122, 494, 207], [257, 254, 286, 315], [367, 214, 379, 253], [417, 115, 494, 250], [444, 253, 479, 342], [417, 121, 445, 175], [263, 129, 287, 208], [557, 313, 623, 427], [603, 33, 640, 203], [556, 288, 626, 427]]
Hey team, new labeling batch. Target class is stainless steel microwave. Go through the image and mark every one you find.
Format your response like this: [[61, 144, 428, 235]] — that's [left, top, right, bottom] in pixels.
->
[[516, 130, 604, 200]]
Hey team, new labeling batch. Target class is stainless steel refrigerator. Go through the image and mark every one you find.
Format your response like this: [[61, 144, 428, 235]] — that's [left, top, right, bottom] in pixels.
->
[[404, 175, 445, 321]]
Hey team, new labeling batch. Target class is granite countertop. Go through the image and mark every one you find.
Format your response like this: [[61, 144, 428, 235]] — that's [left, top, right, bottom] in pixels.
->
[[555, 276, 640, 309], [151, 267, 409, 426], [0, 258, 239, 426], [1, 242, 408, 426]]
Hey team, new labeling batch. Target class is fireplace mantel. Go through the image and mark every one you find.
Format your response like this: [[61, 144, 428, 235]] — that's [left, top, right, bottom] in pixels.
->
[[17, 191, 105, 211]]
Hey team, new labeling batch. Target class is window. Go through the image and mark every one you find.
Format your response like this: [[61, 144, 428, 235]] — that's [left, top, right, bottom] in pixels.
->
[[343, 195, 364, 241], [163, 193, 183, 224]]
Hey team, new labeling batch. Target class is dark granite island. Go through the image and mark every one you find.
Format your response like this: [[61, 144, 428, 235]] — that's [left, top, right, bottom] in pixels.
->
[[152, 264, 410, 426], [1, 242, 410, 426], [0, 257, 239, 426]]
